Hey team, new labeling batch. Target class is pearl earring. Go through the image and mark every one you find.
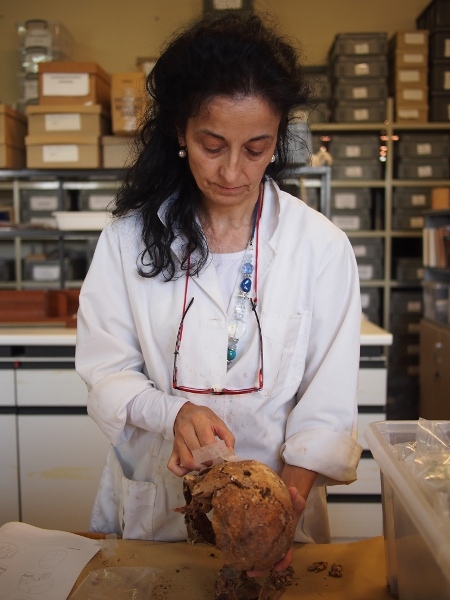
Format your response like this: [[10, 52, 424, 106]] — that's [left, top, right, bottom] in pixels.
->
[[178, 148, 187, 158], [270, 154, 275, 163]]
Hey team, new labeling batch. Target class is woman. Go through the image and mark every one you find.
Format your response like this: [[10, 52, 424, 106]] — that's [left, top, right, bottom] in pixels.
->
[[75, 13, 362, 570]]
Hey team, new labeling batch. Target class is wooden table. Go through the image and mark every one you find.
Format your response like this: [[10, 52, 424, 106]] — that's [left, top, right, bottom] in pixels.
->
[[69, 536, 393, 599]]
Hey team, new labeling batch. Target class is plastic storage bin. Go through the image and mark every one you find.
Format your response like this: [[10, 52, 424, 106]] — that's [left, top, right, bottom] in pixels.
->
[[332, 100, 387, 123], [365, 420, 450, 600], [331, 187, 372, 210], [329, 135, 380, 160], [392, 188, 431, 209], [429, 92, 450, 121], [329, 32, 388, 58]]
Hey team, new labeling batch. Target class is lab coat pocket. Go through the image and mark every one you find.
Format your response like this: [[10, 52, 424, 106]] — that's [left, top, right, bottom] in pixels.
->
[[120, 476, 157, 540], [260, 311, 311, 396]]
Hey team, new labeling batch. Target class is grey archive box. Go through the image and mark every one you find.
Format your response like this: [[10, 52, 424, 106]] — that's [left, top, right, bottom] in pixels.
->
[[332, 100, 386, 123], [396, 157, 450, 179], [429, 61, 450, 92], [332, 158, 382, 180], [389, 313, 421, 336], [0, 259, 15, 282], [356, 257, 383, 281], [392, 187, 431, 209], [390, 290, 423, 315], [331, 55, 388, 79], [329, 32, 388, 59], [350, 236, 384, 258], [394, 257, 424, 282], [334, 78, 387, 101], [330, 209, 372, 231], [20, 188, 70, 225], [331, 188, 372, 210], [417, 0, 450, 29], [329, 134, 380, 160], [429, 92, 450, 121], [79, 189, 116, 211], [392, 209, 425, 230], [396, 133, 450, 158], [429, 30, 450, 60]]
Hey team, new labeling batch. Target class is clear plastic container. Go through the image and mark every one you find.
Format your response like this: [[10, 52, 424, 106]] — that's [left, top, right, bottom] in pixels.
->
[[365, 421, 450, 600]]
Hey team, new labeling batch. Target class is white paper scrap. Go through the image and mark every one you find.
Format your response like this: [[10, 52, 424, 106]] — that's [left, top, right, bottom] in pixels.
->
[[0, 522, 100, 600]]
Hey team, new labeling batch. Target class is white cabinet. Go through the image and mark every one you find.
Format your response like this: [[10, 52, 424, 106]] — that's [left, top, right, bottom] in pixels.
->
[[0, 340, 109, 531], [18, 414, 109, 531], [0, 414, 20, 523]]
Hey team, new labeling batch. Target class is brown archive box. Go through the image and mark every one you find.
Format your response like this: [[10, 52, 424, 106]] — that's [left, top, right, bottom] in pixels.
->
[[38, 62, 111, 111], [26, 104, 111, 136], [111, 72, 148, 135], [25, 134, 101, 169], [0, 105, 27, 168], [102, 135, 136, 168]]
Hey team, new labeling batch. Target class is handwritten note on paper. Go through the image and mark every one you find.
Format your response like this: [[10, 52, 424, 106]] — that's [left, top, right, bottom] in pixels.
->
[[0, 522, 100, 600]]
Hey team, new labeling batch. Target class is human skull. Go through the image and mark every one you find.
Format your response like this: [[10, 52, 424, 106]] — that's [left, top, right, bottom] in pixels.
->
[[176, 459, 294, 571]]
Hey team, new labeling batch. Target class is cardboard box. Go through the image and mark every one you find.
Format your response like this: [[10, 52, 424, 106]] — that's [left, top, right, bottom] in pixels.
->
[[25, 134, 101, 169], [0, 144, 26, 169], [392, 48, 428, 68], [395, 104, 429, 122], [102, 135, 135, 168], [0, 104, 27, 147], [136, 56, 157, 77], [432, 187, 450, 209], [365, 421, 450, 600], [390, 30, 429, 50], [392, 67, 428, 89], [26, 104, 111, 136], [38, 62, 111, 111], [111, 72, 148, 135]]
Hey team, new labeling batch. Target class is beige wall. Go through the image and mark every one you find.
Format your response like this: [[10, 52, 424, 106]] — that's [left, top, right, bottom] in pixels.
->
[[0, 0, 431, 107]]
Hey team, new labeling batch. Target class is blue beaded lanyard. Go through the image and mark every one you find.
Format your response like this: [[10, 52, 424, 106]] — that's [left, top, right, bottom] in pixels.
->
[[227, 186, 263, 369]]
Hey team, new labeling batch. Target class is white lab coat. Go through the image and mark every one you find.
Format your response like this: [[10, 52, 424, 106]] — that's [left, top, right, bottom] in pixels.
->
[[75, 179, 362, 543]]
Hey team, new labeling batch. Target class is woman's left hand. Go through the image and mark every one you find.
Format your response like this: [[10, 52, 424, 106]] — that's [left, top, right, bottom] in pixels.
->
[[246, 464, 317, 577]]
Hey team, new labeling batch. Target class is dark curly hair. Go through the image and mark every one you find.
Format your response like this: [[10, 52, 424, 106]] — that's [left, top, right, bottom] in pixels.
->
[[113, 13, 309, 280]]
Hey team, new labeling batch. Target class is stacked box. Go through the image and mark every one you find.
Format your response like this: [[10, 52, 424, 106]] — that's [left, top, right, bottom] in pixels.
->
[[328, 32, 388, 123], [16, 20, 73, 111], [0, 105, 27, 168], [20, 188, 70, 227], [389, 290, 422, 382], [111, 72, 148, 135], [395, 134, 450, 189], [360, 287, 381, 324], [24, 62, 111, 169], [389, 31, 429, 122], [329, 185, 373, 232], [299, 66, 331, 125], [417, 0, 450, 120], [350, 237, 384, 281]]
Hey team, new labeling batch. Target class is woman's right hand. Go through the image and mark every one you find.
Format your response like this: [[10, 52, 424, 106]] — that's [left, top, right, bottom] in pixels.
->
[[167, 401, 235, 476]]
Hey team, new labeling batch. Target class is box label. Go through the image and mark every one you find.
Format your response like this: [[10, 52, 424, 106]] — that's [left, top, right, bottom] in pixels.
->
[[24, 31, 52, 48], [335, 192, 357, 208], [403, 89, 425, 101], [444, 71, 450, 90], [88, 195, 115, 210], [404, 32, 426, 46], [352, 86, 368, 99], [403, 53, 425, 64], [406, 301, 422, 312], [29, 195, 59, 211], [354, 43, 370, 54], [399, 69, 420, 82], [213, 0, 242, 8], [398, 108, 419, 119], [410, 216, 424, 228], [354, 108, 369, 121], [42, 73, 90, 97], [417, 165, 432, 178], [358, 264, 374, 280], [332, 216, 361, 230], [445, 39, 450, 58], [42, 145, 79, 162], [32, 265, 60, 281], [345, 145, 361, 158], [352, 244, 367, 257], [45, 113, 82, 131], [416, 143, 431, 155], [411, 194, 426, 206], [354, 63, 369, 76], [345, 165, 363, 177]]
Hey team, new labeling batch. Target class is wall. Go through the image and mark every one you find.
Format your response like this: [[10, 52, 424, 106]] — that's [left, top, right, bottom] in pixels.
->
[[0, 0, 432, 107]]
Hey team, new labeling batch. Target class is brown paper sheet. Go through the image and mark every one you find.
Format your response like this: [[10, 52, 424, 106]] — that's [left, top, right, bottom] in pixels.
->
[[69, 536, 393, 600]]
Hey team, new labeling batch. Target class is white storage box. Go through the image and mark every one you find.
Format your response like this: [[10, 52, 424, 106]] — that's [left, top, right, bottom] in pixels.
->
[[53, 211, 112, 230], [365, 420, 450, 599]]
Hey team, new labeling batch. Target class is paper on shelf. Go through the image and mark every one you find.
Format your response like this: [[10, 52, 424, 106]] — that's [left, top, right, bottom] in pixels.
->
[[0, 522, 100, 600]]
